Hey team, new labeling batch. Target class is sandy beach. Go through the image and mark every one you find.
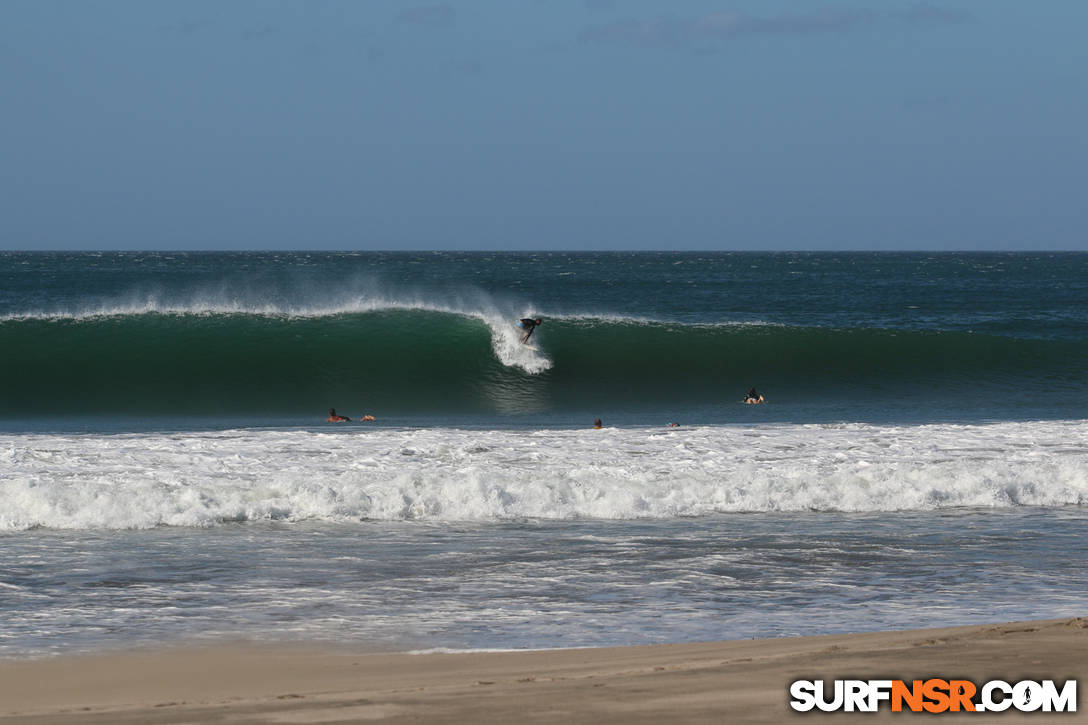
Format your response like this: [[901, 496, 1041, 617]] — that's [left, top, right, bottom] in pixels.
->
[[1, 617, 1084, 724]]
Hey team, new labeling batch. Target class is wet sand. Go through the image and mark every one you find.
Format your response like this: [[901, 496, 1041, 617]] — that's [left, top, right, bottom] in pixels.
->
[[1, 618, 1085, 724]]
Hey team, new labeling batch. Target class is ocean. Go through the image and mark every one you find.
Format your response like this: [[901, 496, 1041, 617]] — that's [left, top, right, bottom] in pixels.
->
[[2, 251, 1086, 657]]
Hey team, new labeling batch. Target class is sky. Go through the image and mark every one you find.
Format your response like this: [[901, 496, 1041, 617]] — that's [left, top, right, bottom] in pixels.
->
[[1, 0, 1086, 251]]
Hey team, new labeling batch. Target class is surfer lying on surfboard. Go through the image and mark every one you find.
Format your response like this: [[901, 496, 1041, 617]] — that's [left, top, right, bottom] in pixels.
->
[[744, 388, 765, 405], [327, 409, 376, 422], [327, 408, 351, 422], [517, 317, 542, 344]]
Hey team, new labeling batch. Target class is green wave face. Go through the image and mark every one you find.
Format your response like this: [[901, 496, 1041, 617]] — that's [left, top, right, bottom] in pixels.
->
[[2, 311, 506, 416], [2, 312, 1085, 418]]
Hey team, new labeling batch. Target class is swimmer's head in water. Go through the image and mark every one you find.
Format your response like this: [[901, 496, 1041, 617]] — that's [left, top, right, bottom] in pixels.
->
[[536, 319, 542, 325]]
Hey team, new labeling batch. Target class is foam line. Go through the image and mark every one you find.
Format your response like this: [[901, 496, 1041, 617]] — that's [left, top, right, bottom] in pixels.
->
[[3, 421, 1086, 530]]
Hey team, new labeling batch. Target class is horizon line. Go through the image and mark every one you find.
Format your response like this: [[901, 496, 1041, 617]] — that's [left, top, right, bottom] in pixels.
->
[[2, 248, 1086, 254]]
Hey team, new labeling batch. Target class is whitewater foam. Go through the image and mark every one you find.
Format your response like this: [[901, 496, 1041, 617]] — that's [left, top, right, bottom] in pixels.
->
[[3, 421, 1086, 530]]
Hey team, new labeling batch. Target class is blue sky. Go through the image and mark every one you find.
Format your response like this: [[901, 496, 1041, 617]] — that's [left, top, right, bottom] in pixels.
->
[[2, 1, 1085, 250]]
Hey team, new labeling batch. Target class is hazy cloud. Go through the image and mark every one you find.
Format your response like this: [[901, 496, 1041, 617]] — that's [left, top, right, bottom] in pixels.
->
[[894, 2, 971, 24], [581, 5, 965, 48], [241, 24, 277, 40], [580, 9, 872, 47], [583, 0, 615, 12], [397, 4, 457, 28], [446, 58, 484, 75], [700, 9, 875, 35], [157, 19, 212, 36]]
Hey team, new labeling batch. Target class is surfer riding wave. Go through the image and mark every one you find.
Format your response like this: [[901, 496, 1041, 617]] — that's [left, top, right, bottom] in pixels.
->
[[517, 317, 542, 344]]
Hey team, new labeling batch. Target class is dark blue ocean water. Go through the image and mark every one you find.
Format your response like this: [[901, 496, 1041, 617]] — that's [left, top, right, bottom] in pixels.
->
[[2, 251, 1086, 429], [2, 252, 1087, 657]]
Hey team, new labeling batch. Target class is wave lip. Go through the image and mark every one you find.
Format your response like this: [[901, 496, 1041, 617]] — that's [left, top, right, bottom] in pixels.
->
[[4, 421, 1087, 530], [0, 290, 554, 374]]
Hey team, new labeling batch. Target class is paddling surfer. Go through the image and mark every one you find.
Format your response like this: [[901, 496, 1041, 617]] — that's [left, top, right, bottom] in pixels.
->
[[744, 388, 764, 405]]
